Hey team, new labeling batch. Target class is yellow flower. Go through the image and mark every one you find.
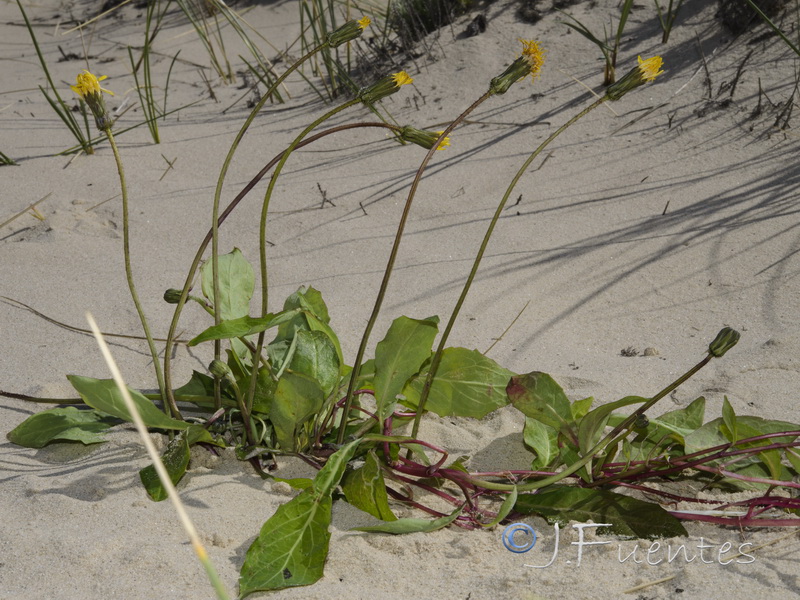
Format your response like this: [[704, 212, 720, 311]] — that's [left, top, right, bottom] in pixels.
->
[[358, 16, 371, 29], [605, 55, 665, 101], [398, 126, 450, 150], [519, 39, 545, 82], [70, 70, 114, 131], [489, 39, 545, 95], [434, 131, 451, 150], [637, 55, 664, 82], [327, 17, 369, 47], [70, 70, 114, 99], [393, 71, 413, 87], [360, 71, 413, 104]]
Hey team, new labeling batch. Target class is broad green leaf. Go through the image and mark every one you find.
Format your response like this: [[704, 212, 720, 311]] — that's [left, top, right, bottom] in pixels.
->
[[7, 407, 118, 448], [238, 440, 359, 596], [648, 396, 706, 443], [140, 425, 223, 501], [269, 372, 325, 452], [173, 370, 219, 405], [686, 416, 800, 469], [570, 397, 594, 421], [607, 397, 706, 460], [68, 376, 188, 431], [188, 310, 300, 346], [226, 350, 276, 414], [289, 329, 340, 397], [404, 348, 513, 419], [373, 316, 438, 422], [577, 396, 645, 456], [285, 286, 330, 324], [139, 432, 190, 501], [352, 507, 462, 534], [515, 487, 687, 538], [303, 312, 343, 370], [342, 451, 396, 521], [201, 247, 254, 320], [522, 417, 559, 470], [239, 490, 332, 595], [507, 372, 574, 434]]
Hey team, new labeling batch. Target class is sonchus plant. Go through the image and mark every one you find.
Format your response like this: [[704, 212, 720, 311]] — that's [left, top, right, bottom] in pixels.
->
[[7, 31, 800, 600]]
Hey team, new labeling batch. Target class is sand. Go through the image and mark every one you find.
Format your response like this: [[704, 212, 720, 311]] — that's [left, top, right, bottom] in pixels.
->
[[2, 0, 799, 598]]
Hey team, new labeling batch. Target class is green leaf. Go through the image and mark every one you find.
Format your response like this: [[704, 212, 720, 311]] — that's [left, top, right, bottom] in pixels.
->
[[139, 425, 221, 501], [515, 487, 687, 538], [352, 507, 462, 534], [686, 416, 800, 470], [269, 372, 325, 452], [480, 487, 518, 529], [7, 407, 119, 448], [507, 372, 574, 434], [238, 440, 360, 596], [239, 489, 331, 596], [201, 247, 254, 320], [342, 451, 396, 521], [303, 312, 344, 370], [648, 396, 706, 443], [373, 316, 438, 422], [722, 397, 738, 442], [285, 286, 330, 324], [522, 417, 559, 470], [404, 348, 513, 419], [571, 397, 594, 421], [188, 310, 300, 346], [577, 396, 646, 455], [68, 376, 188, 430], [289, 329, 340, 397]]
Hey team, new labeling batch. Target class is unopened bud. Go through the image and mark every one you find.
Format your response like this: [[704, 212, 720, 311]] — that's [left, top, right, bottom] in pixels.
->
[[708, 327, 740, 358], [163, 288, 183, 304], [209, 359, 233, 381]]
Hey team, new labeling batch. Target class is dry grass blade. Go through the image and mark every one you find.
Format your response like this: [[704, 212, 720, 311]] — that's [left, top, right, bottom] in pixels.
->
[[86, 312, 231, 600]]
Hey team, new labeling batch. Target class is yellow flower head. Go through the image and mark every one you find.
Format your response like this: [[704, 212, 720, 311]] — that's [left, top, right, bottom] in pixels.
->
[[70, 70, 114, 99], [434, 131, 451, 150], [605, 55, 665, 101], [637, 55, 664, 82], [393, 71, 413, 87], [358, 16, 371, 29], [519, 39, 545, 81]]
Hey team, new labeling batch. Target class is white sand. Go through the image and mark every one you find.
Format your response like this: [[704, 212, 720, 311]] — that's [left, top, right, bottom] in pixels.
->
[[2, 0, 799, 598]]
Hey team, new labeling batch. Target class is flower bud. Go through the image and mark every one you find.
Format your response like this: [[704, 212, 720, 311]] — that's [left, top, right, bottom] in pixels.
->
[[398, 126, 450, 150], [605, 56, 664, 101], [208, 359, 233, 381], [489, 39, 545, 95], [326, 16, 370, 47], [163, 288, 183, 304], [359, 71, 413, 105], [70, 70, 115, 131], [708, 327, 740, 358]]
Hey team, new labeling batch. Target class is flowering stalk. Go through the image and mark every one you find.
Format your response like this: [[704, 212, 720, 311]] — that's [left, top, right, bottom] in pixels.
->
[[337, 41, 545, 444], [409, 54, 665, 443], [163, 18, 371, 412], [71, 71, 171, 415]]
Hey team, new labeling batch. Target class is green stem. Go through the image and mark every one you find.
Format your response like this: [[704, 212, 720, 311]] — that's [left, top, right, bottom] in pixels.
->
[[337, 89, 495, 444], [243, 98, 361, 435], [410, 96, 606, 442], [163, 42, 328, 413], [105, 130, 173, 416]]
